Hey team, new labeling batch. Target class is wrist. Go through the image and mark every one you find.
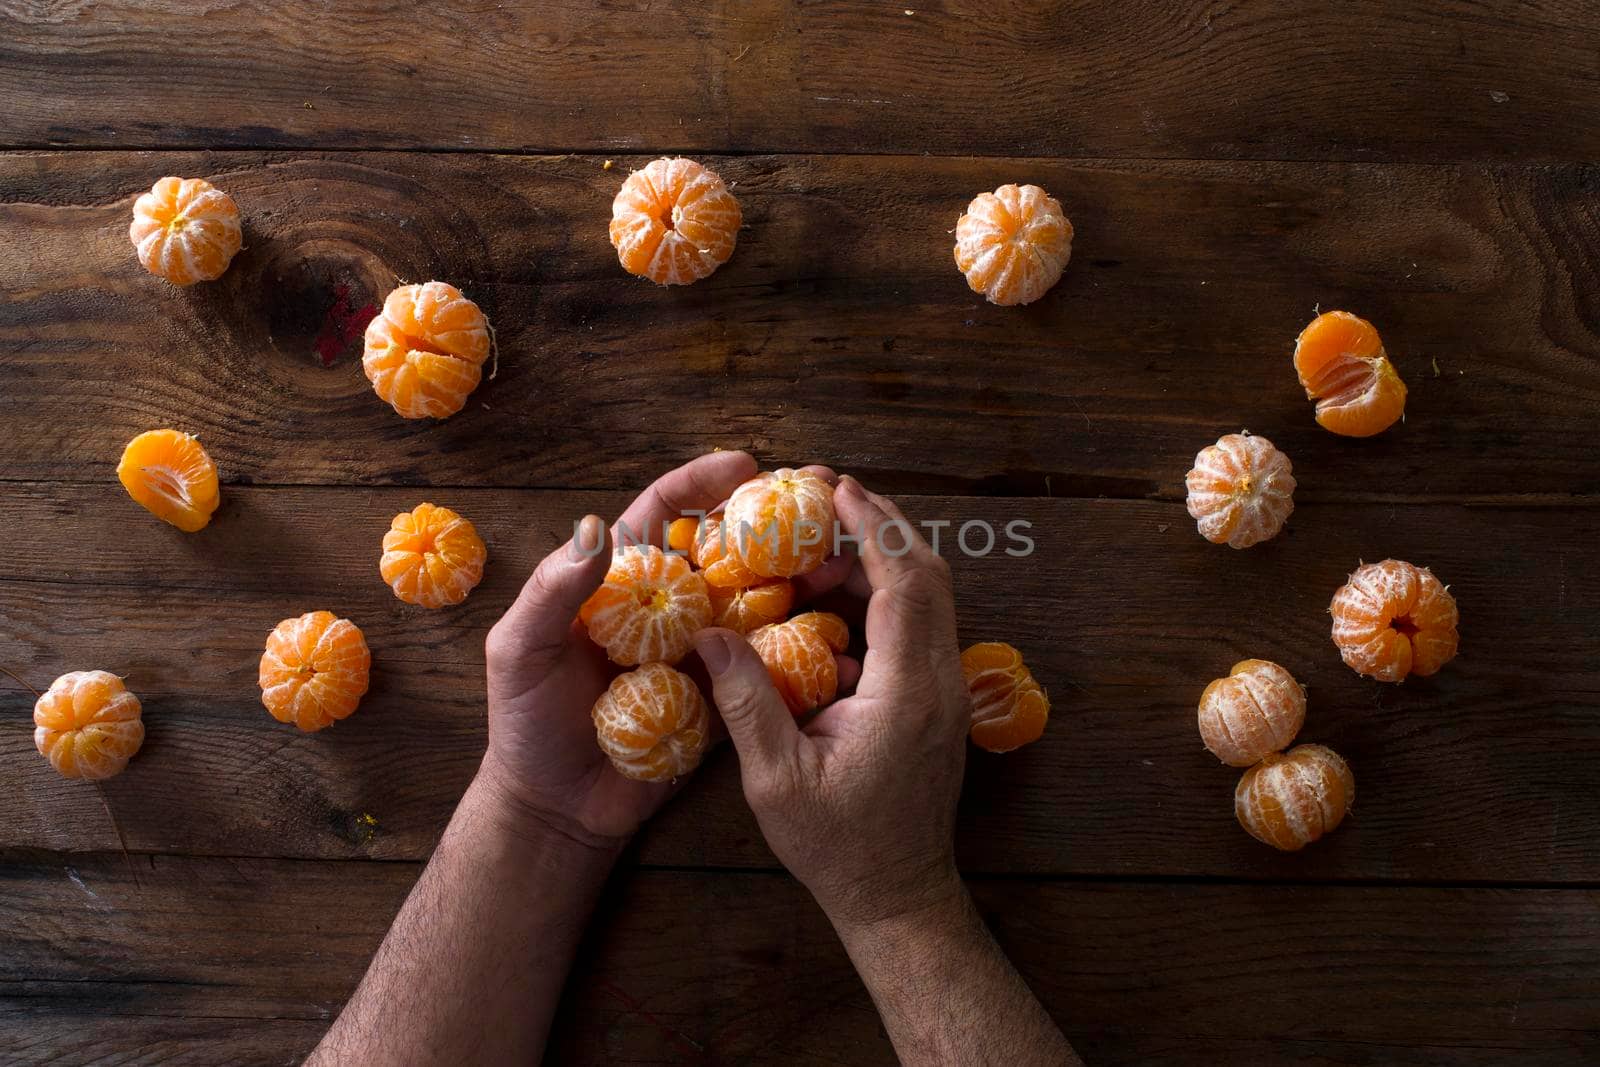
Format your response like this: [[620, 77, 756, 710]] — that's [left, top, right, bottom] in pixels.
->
[[468, 756, 629, 867], [821, 859, 969, 942]]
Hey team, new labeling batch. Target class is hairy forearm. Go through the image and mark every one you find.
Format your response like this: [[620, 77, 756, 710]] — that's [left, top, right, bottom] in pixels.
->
[[309, 772, 621, 1066], [833, 883, 1080, 1067]]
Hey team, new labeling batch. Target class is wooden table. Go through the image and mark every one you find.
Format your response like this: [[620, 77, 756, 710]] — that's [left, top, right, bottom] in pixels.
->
[[3, 3, 1598, 1063]]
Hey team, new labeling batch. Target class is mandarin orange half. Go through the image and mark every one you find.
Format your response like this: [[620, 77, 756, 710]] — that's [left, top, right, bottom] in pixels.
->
[[1330, 559, 1459, 682], [609, 158, 741, 286], [1235, 744, 1354, 851], [33, 671, 145, 781], [580, 546, 712, 666], [129, 176, 242, 285], [748, 612, 849, 717], [380, 503, 488, 609], [953, 184, 1074, 306], [1197, 659, 1305, 767], [723, 469, 837, 579], [363, 281, 491, 419], [258, 611, 372, 732], [1185, 433, 1296, 549], [591, 662, 711, 782], [960, 642, 1050, 753], [709, 579, 795, 635], [1294, 311, 1407, 437], [116, 429, 221, 533]]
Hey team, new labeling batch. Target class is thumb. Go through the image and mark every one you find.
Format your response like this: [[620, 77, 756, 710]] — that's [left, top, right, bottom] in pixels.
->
[[694, 628, 798, 772], [488, 515, 610, 673]]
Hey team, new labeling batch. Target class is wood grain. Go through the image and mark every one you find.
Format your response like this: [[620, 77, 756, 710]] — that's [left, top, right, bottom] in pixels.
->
[[3, 151, 1597, 499], [2, 485, 1594, 881], [3, 853, 1597, 1064], [3, 2, 1599, 163]]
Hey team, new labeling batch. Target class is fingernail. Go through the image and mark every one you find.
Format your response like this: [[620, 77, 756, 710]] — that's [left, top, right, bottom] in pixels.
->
[[697, 632, 733, 675], [569, 515, 606, 562], [836, 475, 862, 499]]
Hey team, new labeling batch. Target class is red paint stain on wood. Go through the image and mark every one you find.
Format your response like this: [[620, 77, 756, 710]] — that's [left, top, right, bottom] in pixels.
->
[[314, 284, 377, 367], [596, 978, 705, 1058]]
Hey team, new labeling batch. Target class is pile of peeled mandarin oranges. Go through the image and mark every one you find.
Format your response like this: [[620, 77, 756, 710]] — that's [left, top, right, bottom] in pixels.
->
[[18, 159, 1458, 854]]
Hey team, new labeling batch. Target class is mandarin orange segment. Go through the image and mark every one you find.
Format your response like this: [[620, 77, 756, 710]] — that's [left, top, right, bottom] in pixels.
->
[[116, 429, 221, 533], [748, 617, 842, 717], [1293, 311, 1407, 437], [953, 184, 1073, 306], [1235, 744, 1354, 851], [667, 516, 701, 556], [363, 282, 491, 419], [1185, 433, 1296, 549], [33, 671, 145, 781], [580, 546, 712, 666], [258, 611, 372, 732], [709, 579, 795, 635], [692, 513, 762, 590], [128, 176, 242, 285], [960, 642, 1050, 753], [380, 503, 488, 609], [1330, 559, 1459, 682], [609, 157, 742, 286], [789, 611, 849, 653], [591, 662, 711, 782], [1197, 659, 1305, 767], [723, 469, 837, 579]]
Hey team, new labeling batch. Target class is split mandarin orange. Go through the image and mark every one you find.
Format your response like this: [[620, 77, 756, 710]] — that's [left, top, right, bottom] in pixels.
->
[[1330, 559, 1459, 682], [1185, 433, 1295, 549], [363, 281, 491, 419], [1294, 311, 1407, 437], [116, 429, 221, 533], [691, 513, 762, 590], [748, 616, 845, 716], [258, 611, 371, 732], [960, 642, 1049, 753], [609, 157, 741, 285], [709, 580, 794, 635], [33, 671, 145, 781], [1197, 659, 1305, 767], [789, 611, 849, 653], [129, 176, 242, 285], [380, 503, 487, 609], [1235, 744, 1354, 851], [953, 183, 1073, 306], [591, 662, 711, 782], [724, 469, 837, 579], [667, 516, 701, 556], [579, 546, 712, 666]]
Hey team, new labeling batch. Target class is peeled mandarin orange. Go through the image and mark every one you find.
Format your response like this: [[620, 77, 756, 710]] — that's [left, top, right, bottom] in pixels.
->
[[363, 282, 491, 419], [1185, 433, 1296, 549], [591, 662, 711, 782], [724, 469, 837, 579], [129, 176, 242, 285], [953, 183, 1073, 307], [380, 503, 487, 609], [1197, 659, 1305, 767], [258, 611, 372, 732], [1235, 744, 1354, 851], [609, 157, 741, 286], [709, 579, 794, 635], [789, 611, 850, 653], [1330, 559, 1459, 682], [691, 513, 762, 590], [33, 671, 145, 781], [748, 612, 848, 716], [579, 546, 712, 666], [667, 516, 701, 556], [960, 642, 1049, 753], [116, 429, 221, 533], [1294, 311, 1407, 437]]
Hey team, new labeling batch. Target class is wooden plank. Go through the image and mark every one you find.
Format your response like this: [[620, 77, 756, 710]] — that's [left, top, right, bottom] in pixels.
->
[[2, 486, 1595, 881], [2, 854, 1597, 1064], [3, 2, 1599, 163], [3, 152, 1598, 499]]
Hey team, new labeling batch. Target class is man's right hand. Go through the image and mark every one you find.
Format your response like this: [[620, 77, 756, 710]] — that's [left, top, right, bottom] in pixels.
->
[[692, 474, 971, 929]]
